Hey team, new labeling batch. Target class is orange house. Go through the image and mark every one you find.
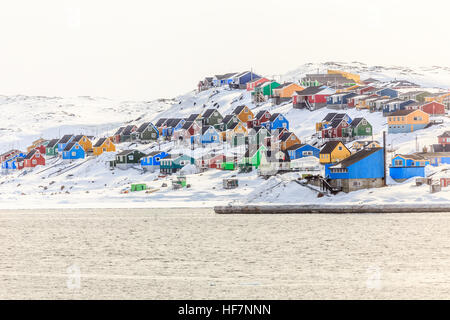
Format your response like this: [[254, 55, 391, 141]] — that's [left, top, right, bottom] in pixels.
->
[[272, 83, 304, 98], [72, 135, 93, 152], [232, 105, 254, 123], [93, 137, 116, 156], [279, 132, 301, 151]]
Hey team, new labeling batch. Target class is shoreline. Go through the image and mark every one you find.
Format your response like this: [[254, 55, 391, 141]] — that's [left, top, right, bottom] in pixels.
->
[[214, 204, 450, 214]]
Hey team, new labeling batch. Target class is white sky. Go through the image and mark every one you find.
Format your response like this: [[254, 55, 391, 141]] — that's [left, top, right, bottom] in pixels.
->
[[0, 0, 448, 100]]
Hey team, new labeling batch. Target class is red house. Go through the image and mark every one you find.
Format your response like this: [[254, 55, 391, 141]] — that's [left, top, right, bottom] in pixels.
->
[[0, 149, 20, 163], [246, 77, 269, 91], [441, 178, 450, 187], [321, 117, 350, 139], [420, 101, 445, 116], [247, 110, 271, 128], [438, 131, 450, 145], [356, 86, 376, 95], [24, 149, 45, 168], [292, 87, 334, 109], [34, 144, 46, 154]]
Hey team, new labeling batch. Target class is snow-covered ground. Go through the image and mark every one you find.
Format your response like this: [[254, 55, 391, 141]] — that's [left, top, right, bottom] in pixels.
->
[[1, 62, 449, 209]]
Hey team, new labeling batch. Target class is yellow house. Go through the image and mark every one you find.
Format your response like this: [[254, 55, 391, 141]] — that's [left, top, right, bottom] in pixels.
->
[[232, 105, 254, 123], [327, 70, 361, 84], [319, 141, 351, 164], [72, 135, 93, 152], [27, 138, 47, 152], [93, 137, 116, 156], [352, 140, 381, 152], [272, 83, 305, 98], [224, 121, 247, 142], [387, 109, 429, 134], [424, 92, 450, 108], [336, 84, 360, 93]]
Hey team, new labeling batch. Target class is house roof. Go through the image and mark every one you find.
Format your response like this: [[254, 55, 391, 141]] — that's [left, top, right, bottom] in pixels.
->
[[255, 110, 269, 120], [432, 144, 450, 152], [46, 139, 59, 148], [232, 105, 247, 115], [280, 132, 295, 142], [203, 108, 219, 118], [438, 131, 450, 138], [136, 122, 151, 133], [186, 114, 200, 122], [227, 122, 240, 130], [58, 135, 73, 144], [293, 86, 324, 96], [285, 143, 307, 151], [215, 72, 238, 80], [93, 138, 107, 148], [146, 151, 165, 157], [222, 115, 236, 124], [269, 113, 281, 122], [320, 141, 345, 154], [155, 118, 167, 127], [350, 117, 367, 127], [395, 153, 427, 161], [165, 118, 183, 128], [114, 127, 125, 136], [274, 82, 293, 90], [117, 149, 139, 156], [322, 113, 337, 122], [181, 121, 194, 130], [202, 126, 213, 134], [330, 147, 382, 169], [388, 109, 416, 116], [122, 125, 136, 135], [63, 142, 78, 152], [250, 126, 267, 134], [72, 135, 86, 143], [25, 149, 38, 159]]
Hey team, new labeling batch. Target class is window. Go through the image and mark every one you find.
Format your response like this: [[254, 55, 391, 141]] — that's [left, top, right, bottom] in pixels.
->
[[248, 115, 251, 120], [72, 152, 76, 157], [151, 133, 156, 138], [278, 115, 283, 120], [366, 127, 371, 133], [394, 159, 403, 166], [291, 136, 296, 140], [103, 148, 106, 152], [338, 146, 342, 150], [32, 160, 37, 165], [352, 181, 362, 187], [303, 151, 313, 156], [129, 155, 134, 160], [75, 146, 79, 149]]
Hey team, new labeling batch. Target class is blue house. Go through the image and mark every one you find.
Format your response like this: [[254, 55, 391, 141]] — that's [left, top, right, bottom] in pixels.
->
[[213, 73, 238, 86], [57, 135, 74, 153], [200, 126, 220, 144], [389, 154, 430, 181], [325, 147, 385, 192], [162, 119, 185, 137], [376, 88, 398, 99], [382, 99, 416, 116], [326, 92, 357, 106], [286, 144, 320, 160], [62, 142, 86, 160], [1, 153, 26, 169], [140, 151, 169, 171], [264, 113, 289, 131], [231, 71, 261, 88]]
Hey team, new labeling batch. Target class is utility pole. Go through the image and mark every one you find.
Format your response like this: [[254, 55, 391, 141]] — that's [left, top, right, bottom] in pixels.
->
[[383, 131, 387, 187]]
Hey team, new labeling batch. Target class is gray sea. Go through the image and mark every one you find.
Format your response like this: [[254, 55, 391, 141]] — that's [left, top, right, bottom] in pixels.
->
[[1, 208, 450, 299]]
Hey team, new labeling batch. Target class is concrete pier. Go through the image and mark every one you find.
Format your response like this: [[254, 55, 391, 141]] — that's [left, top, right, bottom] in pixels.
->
[[214, 204, 450, 214]]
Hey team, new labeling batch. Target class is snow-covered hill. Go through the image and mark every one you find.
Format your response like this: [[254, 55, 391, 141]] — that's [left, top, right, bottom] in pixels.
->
[[0, 62, 449, 209]]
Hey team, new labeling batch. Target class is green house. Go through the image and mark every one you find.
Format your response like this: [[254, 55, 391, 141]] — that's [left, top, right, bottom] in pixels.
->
[[240, 145, 267, 169], [202, 109, 223, 126], [136, 122, 159, 141], [115, 149, 146, 165], [253, 81, 281, 97], [131, 183, 147, 192], [45, 138, 60, 156], [160, 154, 195, 174], [349, 117, 372, 137]]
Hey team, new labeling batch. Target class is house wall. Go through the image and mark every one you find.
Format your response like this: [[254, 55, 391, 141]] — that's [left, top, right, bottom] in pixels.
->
[[421, 102, 446, 115], [236, 107, 254, 123], [276, 84, 304, 98], [389, 166, 425, 181], [331, 178, 384, 193]]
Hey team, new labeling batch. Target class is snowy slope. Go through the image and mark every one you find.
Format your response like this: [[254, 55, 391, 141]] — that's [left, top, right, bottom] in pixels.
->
[[1, 62, 450, 209]]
